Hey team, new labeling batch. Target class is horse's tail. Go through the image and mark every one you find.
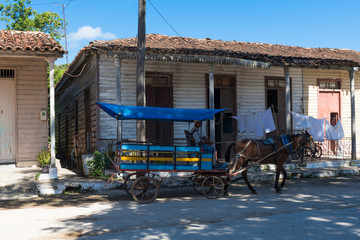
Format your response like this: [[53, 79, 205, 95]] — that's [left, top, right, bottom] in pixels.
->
[[225, 142, 236, 162]]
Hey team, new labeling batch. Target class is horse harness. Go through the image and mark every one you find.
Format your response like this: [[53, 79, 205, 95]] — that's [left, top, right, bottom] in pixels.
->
[[235, 135, 294, 162]]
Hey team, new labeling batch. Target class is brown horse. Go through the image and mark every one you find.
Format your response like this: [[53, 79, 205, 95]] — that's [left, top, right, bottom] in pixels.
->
[[224, 132, 309, 194]]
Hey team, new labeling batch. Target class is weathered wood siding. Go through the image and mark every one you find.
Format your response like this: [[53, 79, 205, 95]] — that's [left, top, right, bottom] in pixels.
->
[[58, 51, 360, 160], [97, 55, 304, 148], [303, 68, 360, 154], [55, 52, 98, 163], [0, 57, 48, 166], [237, 66, 303, 113]]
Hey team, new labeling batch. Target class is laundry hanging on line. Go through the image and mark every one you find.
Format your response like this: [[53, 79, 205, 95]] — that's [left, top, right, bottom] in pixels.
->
[[291, 112, 344, 141], [325, 119, 345, 140], [231, 107, 276, 140]]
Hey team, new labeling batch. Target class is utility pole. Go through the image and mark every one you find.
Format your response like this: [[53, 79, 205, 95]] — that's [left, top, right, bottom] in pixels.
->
[[136, 0, 146, 142], [54, 3, 68, 65]]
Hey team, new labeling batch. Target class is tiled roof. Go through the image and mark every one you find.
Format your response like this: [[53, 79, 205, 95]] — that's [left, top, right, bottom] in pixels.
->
[[88, 33, 360, 67], [0, 30, 65, 53]]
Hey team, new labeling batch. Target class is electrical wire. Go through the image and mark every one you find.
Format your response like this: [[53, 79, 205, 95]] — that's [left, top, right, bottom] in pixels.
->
[[148, 0, 182, 37]]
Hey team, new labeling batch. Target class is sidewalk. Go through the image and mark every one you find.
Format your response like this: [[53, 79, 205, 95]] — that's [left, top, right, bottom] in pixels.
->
[[1, 158, 359, 200]]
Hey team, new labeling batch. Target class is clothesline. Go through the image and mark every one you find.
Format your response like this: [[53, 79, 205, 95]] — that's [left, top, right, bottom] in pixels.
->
[[291, 112, 344, 141]]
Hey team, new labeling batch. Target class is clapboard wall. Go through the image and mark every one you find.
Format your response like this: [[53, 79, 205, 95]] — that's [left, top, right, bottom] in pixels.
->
[[303, 68, 360, 154], [97, 55, 304, 149], [55, 51, 98, 163], [0, 57, 48, 166]]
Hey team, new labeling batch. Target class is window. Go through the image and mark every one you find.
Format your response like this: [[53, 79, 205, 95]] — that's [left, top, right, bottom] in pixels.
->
[[146, 74, 171, 86], [0, 69, 15, 78], [266, 78, 285, 88], [318, 79, 341, 89]]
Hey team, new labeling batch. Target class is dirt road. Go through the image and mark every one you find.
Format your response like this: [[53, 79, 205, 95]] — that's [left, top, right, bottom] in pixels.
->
[[1, 176, 359, 240]]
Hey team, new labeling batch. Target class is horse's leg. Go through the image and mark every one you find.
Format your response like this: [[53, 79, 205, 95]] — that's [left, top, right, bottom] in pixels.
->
[[242, 165, 257, 194], [274, 165, 281, 192], [223, 176, 231, 196], [277, 165, 287, 193]]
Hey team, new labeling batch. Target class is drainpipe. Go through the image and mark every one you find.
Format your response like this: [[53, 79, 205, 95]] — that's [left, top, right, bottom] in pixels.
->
[[47, 58, 57, 179]]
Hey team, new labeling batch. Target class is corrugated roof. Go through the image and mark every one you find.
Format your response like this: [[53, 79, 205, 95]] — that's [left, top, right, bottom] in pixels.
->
[[0, 30, 65, 53]]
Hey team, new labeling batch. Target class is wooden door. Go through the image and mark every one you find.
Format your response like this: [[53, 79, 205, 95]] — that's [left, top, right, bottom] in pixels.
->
[[211, 75, 236, 158], [266, 86, 287, 134], [318, 91, 340, 152], [318, 91, 340, 122], [0, 78, 16, 163], [145, 74, 173, 145], [217, 88, 236, 156]]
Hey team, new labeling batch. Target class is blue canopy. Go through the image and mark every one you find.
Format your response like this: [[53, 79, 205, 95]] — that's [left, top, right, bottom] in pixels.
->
[[97, 102, 227, 122]]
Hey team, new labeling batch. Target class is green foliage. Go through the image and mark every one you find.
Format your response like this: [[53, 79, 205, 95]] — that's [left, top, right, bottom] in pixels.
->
[[36, 147, 50, 167], [0, 0, 65, 42], [88, 151, 105, 178]]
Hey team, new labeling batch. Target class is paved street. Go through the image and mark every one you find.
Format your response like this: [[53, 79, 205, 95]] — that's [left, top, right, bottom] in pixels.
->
[[1, 176, 359, 240]]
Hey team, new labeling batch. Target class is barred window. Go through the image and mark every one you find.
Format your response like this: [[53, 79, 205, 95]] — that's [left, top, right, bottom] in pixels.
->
[[318, 79, 341, 89], [0, 69, 15, 78]]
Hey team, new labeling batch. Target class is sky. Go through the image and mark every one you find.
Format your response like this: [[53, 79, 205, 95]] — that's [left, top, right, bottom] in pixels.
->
[[2, 0, 360, 66]]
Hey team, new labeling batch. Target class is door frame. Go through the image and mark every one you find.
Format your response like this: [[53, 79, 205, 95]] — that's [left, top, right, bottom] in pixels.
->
[[265, 76, 292, 134], [145, 72, 174, 144], [206, 74, 237, 157], [317, 78, 342, 121], [0, 67, 17, 163]]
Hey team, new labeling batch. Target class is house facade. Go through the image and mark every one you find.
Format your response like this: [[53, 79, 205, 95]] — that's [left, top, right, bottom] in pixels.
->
[[0, 30, 64, 166], [55, 34, 360, 163]]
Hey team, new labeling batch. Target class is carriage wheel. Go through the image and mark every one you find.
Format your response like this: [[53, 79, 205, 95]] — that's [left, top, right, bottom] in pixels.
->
[[131, 176, 159, 204], [313, 145, 322, 158], [192, 175, 205, 195], [124, 173, 139, 197], [201, 176, 224, 199], [304, 146, 312, 157]]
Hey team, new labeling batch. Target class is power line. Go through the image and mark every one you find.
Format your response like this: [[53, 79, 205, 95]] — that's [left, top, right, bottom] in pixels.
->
[[54, 1, 72, 65], [148, 0, 182, 37]]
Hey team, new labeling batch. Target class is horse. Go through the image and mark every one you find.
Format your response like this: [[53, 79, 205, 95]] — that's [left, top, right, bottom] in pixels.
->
[[224, 132, 310, 194]]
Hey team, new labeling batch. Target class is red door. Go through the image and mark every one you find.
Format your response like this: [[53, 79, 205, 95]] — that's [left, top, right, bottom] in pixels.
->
[[318, 91, 340, 152], [318, 91, 340, 123]]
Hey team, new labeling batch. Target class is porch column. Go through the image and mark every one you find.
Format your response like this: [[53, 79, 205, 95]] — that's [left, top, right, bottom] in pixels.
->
[[349, 67, 357, 160], [47, 58, 57, 179], [284, 66, 291, 134], [209, 66, 215, 146], [136, 0, 146, 143], [114, 56, 122, 142]]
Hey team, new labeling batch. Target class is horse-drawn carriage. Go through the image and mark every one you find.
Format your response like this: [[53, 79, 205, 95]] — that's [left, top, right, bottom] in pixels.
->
[[97, 102, 308, 204]]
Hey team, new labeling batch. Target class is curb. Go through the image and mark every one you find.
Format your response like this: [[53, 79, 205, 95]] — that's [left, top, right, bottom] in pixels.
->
[[35, 160, 360, 196]]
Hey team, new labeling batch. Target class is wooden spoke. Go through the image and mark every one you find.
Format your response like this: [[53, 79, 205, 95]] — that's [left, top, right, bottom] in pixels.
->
[[131, 176, 159, 204], [201, 176, 224, 199]]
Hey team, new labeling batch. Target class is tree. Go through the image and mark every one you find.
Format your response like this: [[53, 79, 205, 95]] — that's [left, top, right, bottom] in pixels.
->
[[54, 64, 69, 86], [0, 0, 64, 42]]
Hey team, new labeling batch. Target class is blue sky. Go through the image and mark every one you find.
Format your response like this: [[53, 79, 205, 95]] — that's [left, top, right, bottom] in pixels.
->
[[4, 0, 360, 65]]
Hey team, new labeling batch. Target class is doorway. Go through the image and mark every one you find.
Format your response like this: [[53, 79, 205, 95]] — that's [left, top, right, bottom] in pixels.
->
[[266, 77, 288, 134], [208, 75, 237, 158], [145, 73, 173, 145], [318, 90, 341, 153], [0, 70, 16, 163]]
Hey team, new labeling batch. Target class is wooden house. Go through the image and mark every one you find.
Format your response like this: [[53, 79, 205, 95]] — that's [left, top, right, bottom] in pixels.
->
[[0, 30, 64, 166], [55, 34, 360, 163]]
